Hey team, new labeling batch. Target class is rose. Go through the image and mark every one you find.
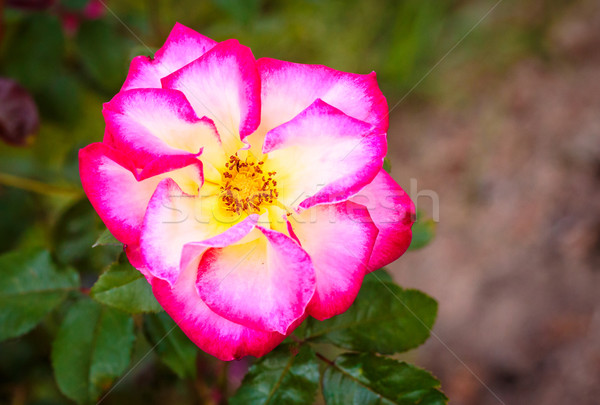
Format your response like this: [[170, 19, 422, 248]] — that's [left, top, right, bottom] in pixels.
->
[[79, 23, 414, 361]]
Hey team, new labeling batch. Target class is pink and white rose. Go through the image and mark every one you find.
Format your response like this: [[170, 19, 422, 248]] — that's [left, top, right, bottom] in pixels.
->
[[80, 23, 414, 360]]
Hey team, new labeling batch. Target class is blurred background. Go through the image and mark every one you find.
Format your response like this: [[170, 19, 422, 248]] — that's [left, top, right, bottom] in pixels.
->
[[0, 0, 598, 404]]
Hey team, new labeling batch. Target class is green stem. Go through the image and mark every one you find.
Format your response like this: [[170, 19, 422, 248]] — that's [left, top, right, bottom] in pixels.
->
[[0, 172, 82, 197]]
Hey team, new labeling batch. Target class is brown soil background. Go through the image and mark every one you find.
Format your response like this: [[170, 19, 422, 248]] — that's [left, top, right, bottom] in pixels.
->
[[386, 1, 600, 404]]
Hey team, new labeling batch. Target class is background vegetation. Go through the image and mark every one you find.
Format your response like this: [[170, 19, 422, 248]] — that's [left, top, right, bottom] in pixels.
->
[[1, 0, 598, 404]]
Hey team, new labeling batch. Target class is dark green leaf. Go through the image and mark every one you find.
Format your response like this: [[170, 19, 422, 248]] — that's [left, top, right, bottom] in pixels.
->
[[53, 199, 99, 266], [52, 299, 135, 404], [3, 14, 64, 90], [144, 312, 197, 379], [93, 228, 121, 247], [322, 353, 447, 405], [0, 248, 79, 341], [301, 281, 437, 354], [52, 199, 121, 271], [76, 20, 128, 91], [91, 260, 162, 313], [383, 157, 392, 173], [231, 344, 319, 405], [409, 210, 436, 251]]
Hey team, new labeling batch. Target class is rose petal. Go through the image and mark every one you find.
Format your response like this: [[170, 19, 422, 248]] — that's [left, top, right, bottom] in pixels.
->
[[252, 58, 388, 147], [140, 178, 258, 285], [122, 23, 217, 91], [161, 39, 260, 154], [103, 88, 224, 179], [151, 256, 287, 361], [196, 227, 315, 334], [263, 98, 386, 210], [289, 201, 378, 320], [79, 143, 202, 245], [350, 169, 415, 271]]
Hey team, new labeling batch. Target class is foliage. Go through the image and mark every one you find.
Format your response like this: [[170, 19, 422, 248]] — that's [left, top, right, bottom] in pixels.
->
[[52, 298, 135, 404], [409, 210, 437, 251], [90, 256, 162, 314], [299, 273, 437, 354], [0, 248, 79, 341], [230, 344, 320, 405], [0, 0, 453, 403], [144, 312, 199, 379], [322, 353, 447, 405]]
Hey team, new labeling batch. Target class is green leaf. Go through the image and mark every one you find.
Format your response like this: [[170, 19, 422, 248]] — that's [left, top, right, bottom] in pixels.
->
[[322, 353, 447, 405], [75, 20, 128, 91], [91, 259, 162, 313], [301, 280, 437, 354], [52, 199, 122, 271], [144, 312, 197, 379], [53, 199, 101, 266], [52, 299, 135, 404], [409, 210, 436, 251], [383, 157, 392, 173], [231, 344, 319, 405], [93, 228, 121, 247], [0, 248, 79, 341]]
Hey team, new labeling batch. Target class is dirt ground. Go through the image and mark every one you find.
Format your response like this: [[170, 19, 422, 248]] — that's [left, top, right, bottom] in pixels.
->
[[386, 1, 600, 404]]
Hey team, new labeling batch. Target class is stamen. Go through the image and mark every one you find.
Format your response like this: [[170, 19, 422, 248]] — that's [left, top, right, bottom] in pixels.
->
[[219, 154, 279, 214]]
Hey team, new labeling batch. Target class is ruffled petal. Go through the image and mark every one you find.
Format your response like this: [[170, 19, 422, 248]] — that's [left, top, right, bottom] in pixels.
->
[[263, 99, 386, 210], [79, 143, 202, 245], [257, 57, 388, 135], [151, 256, 287, 361], [196, 227, 315, 334], [350, 169, 415, 271], [289, 201, 378, 320], [122, 23, 217, 91], [103, 88, 224, 179], [139, 178, 257, 285], [161, 39, 260, 154]]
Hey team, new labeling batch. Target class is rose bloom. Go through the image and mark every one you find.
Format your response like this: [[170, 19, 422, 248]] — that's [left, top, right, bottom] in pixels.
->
[[80, 23, 414, 360]]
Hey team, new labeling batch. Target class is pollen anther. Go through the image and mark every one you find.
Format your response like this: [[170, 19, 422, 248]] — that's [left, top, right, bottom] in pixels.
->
[[219, 154, 278, 215]]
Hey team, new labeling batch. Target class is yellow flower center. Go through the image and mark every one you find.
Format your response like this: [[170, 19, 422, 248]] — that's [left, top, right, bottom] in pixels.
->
[[219, 154, 279, 215]]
